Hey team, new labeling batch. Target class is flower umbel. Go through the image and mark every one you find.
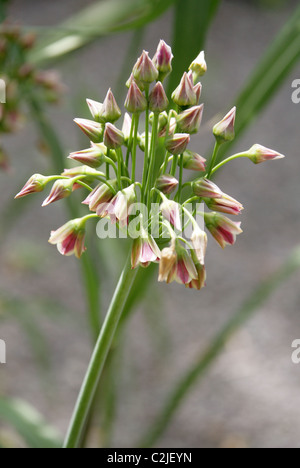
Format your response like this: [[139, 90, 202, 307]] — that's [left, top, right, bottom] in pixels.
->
[[16, 40, 285, 291]]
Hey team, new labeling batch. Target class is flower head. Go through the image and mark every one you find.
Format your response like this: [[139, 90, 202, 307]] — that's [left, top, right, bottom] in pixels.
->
[[49, 218, 87, 258], [213, 107, 236, 144], [205, 212, 242, 248], [245, 144, 285, 164], [15, 174, 49, 198]]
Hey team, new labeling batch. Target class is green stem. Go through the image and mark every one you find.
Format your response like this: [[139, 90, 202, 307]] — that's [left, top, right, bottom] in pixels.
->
[[63, 252, 138, 448], [206, 142, 221, 179], [125, 116, 135, 168], [210, 153, 248, 176], [176, 153, 184, 202], [170, 154, 178, 177], [141, 89, 150, 199], [131, 114, 140, 184], [145, 112, 159, 210]]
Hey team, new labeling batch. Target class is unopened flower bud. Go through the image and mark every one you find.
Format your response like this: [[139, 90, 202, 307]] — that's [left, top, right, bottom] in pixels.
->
[[192, 178, 223, 198], [194, 83, 202, 104], [149, 82, 169, 113], [74, 118, 104, 143], [126, 73, 145, 92], [177, 104, 204, 134], [213, 107, 236, 144], [62, 166, 101, 179], [103, 123, 124, 149], [42, 179, 75, 206], [68, 143, 106, 168], [86, 99, 103, 121], [244, 144, 285, 164], [98, 89, 121, 124], [183, 150, 206, 172], [15, 174, 49, 198], [125, 82, 147, 113], [83, 179, 117, 213], [160, 199, 182, 231], [133, 50, 159, 84], [205, 193, 243, 216], [122, 113, 133, 143], [172, 72, 197, 107], [204, 212, 242, 249], [49, 218, 87, 258], [165, 133, 190, 155], [156, 174, 178, 194], [152, 40, 173, 82], [189, 51, 207, 82]]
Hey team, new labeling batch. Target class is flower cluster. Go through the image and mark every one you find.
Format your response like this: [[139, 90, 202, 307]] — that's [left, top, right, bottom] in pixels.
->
[[0, 22, 64, 169], [16, 40, 285, 290]]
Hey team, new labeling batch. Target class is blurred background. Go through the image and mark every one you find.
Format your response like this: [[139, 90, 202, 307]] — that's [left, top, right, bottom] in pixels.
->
[[1, 0, 300, 448]]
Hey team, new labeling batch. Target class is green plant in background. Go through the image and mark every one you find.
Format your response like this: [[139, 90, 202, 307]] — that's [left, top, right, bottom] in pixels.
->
[[15, 39, 284, 448]]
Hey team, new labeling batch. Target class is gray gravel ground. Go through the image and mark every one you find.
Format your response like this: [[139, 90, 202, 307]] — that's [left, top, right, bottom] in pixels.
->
[[1, 0, 300, 448]]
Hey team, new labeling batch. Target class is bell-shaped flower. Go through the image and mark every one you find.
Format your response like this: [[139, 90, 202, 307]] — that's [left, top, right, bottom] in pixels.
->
[[204, 212, 242, 248], [49, 218, 87, 258]]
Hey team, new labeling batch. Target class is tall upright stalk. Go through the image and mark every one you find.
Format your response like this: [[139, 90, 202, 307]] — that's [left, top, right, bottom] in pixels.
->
[[63, 251, 138, 448]]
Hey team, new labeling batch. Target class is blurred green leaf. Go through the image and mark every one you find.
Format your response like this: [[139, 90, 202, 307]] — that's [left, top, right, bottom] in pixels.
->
[[167, 0, 221, 96], [215, 2, 300, 164], [138, 245, 300, 447], [0, 398, 62, 448], [29, 0, 176, 65]]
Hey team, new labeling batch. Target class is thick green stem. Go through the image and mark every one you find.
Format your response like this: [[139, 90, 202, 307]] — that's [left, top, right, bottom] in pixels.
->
[[63, 252, 138, 448]]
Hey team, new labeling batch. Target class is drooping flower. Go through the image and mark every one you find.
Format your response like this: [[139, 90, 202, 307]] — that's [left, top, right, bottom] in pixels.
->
[[204, 193, 243, 216], [192, 178, 223, 198], [158, 240, 177, 283], [160, 198, 182, 231], [48, 218, 87, 258], [42, 179, 76, 206], [191, 225, 207, 265], [213, 107, 236, 144], [162, 241, 198, 285], [131, 229, 161, 269], [182, 150, 206, 172], [156, 174, 178, 195], [165, 133, 190, 155], [83, 180, 117, 213], [15, 174, 50, 198], [204, 212, 242, 248], [176, 105, 204, 134], [74, 118, 104, 143], [68, 143, 106, 168], [106, 184, 137, 228], [186, 259, 206, 290], [103, 123, 124, 150]]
